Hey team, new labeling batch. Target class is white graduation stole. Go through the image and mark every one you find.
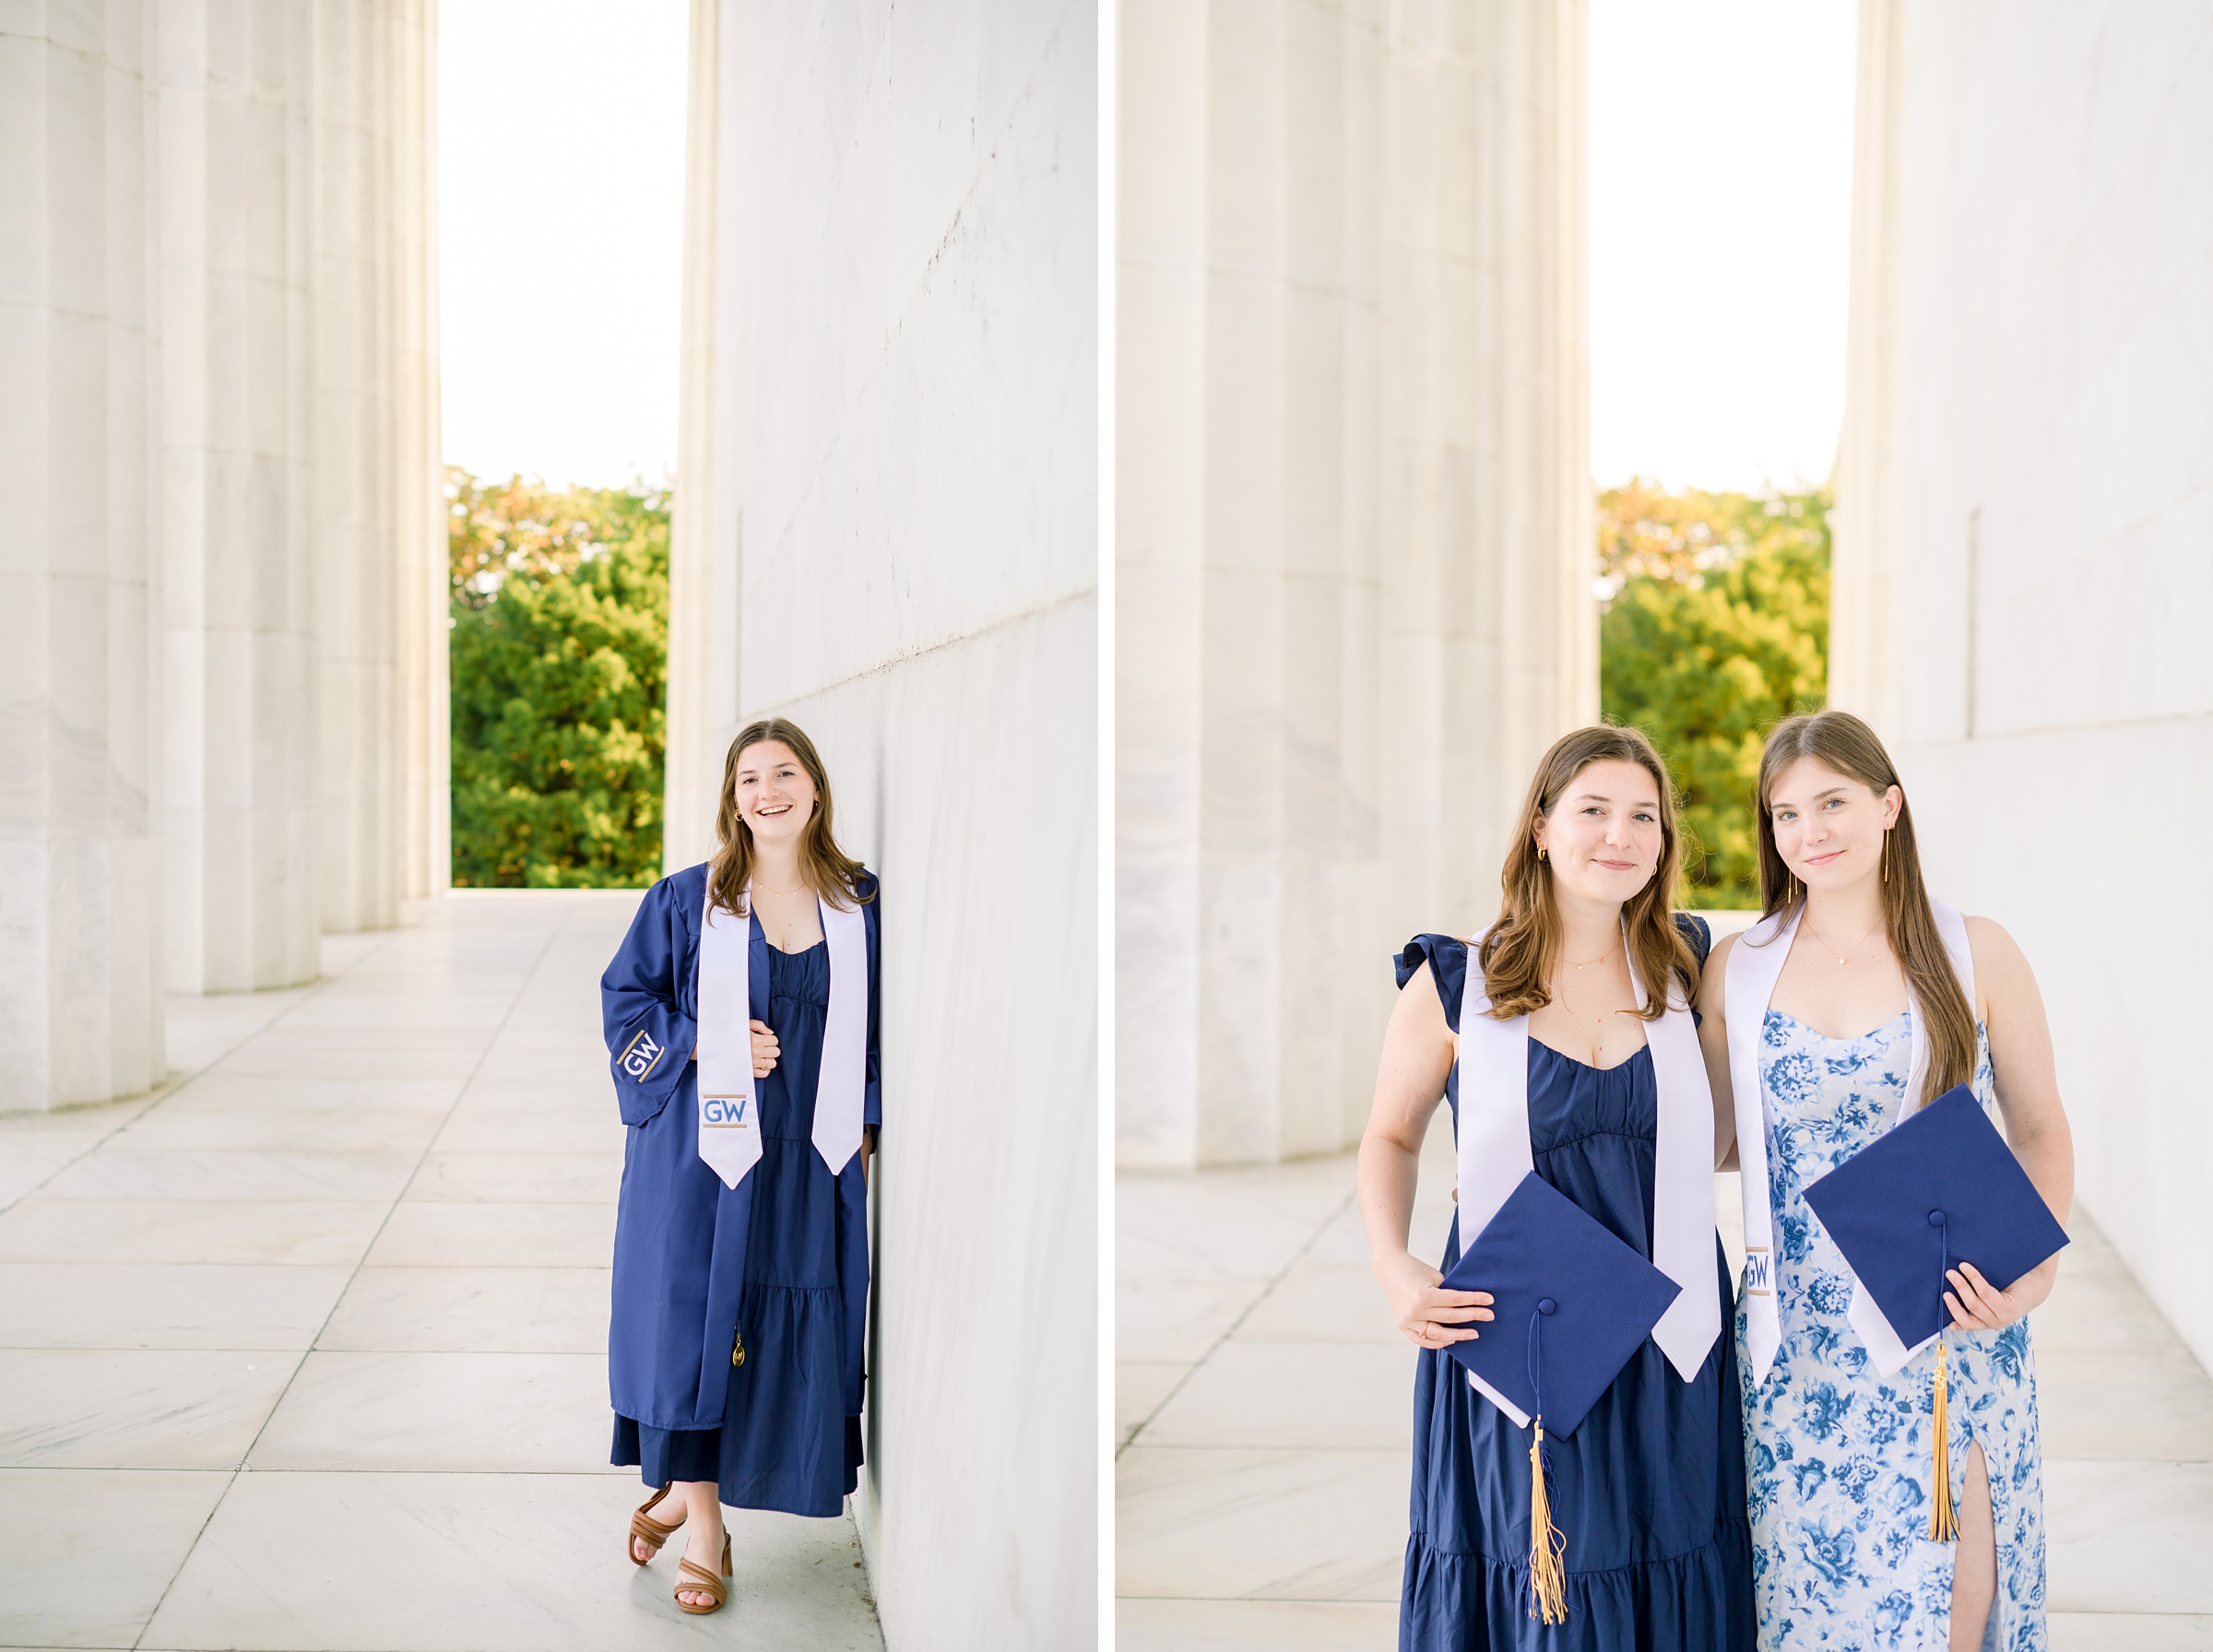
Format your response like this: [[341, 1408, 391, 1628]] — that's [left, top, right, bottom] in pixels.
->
[[695, 881, 870, 1188], [1454, 924, 1722, 1427], [1727, 896, 1976, 1383]]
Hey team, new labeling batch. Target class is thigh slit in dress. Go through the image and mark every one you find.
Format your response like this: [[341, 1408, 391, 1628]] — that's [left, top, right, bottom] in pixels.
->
[[1739, 1009, 2047, 1650]]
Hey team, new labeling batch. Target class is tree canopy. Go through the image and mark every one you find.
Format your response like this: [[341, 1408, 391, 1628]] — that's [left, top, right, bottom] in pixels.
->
[[448, 469, 669, 888], [1597, 479, 1830, 908]]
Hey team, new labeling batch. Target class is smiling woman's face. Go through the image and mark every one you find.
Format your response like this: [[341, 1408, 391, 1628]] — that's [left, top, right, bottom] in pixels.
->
[[1533, 758, 1663, 909], [1765, 754, 1900, 892], [730, 739, 817, 845]]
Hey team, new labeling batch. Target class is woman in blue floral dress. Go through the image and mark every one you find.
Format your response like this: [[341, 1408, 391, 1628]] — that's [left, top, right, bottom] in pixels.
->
[[1698, 712, 2074, 1651]]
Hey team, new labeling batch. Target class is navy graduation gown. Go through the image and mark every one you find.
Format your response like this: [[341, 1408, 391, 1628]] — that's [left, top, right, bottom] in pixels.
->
[[602, 862, 880, 1446]]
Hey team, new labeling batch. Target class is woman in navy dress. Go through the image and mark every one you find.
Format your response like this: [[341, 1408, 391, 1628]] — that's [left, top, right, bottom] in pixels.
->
[[599, 718, 879, 1614], [1357, 725, 1755, 1649]]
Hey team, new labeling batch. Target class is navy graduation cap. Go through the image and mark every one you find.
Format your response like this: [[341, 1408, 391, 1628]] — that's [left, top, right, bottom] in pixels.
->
[[1802, 1081, 2069, 1539], [1439, 1171, 1682, 1622]]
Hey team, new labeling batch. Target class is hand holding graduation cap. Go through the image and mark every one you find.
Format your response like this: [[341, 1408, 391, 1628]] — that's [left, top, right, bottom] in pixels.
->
[[1946, 1260, 2038, 1332], [1374, 1245, 1495, 1348]]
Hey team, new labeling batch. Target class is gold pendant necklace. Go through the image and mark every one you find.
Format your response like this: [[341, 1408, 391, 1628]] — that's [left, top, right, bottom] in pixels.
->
[[1805, 915, 1881, 966], [1564, 937, 1622, 972], [1555, 966, 1612, 1067]]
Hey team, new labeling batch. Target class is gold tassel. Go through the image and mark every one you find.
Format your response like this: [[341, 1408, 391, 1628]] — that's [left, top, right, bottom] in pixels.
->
[[1527, 1420, 1568, 1624], [1928, 1339, 1958, 1542]]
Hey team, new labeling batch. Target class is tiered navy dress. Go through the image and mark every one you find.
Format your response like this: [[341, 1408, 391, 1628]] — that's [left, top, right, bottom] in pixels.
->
[[602, 864, 877, 1519], [1396, 924, 1754, 1651]]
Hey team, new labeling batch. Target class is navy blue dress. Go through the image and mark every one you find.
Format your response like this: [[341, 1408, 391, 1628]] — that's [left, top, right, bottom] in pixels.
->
[[601, 864, 878, 1518], [1397, 925, 1754, 1651]]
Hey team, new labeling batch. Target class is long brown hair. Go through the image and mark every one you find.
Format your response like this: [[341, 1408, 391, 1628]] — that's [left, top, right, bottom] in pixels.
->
[[1478, 725, 1697, 1021], [706, 718, 872, 918], [1753, 710, 1975, 1098]]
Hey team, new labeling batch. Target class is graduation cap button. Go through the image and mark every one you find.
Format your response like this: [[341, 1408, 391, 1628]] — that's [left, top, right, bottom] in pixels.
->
[[1928, 1210, 1947, 1227], [1536, 1298, 1557, 1316]]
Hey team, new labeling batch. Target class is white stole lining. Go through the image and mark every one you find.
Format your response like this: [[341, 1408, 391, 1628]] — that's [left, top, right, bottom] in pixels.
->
[[1726, 896, 1975, 1383], [696, 882, 869, 1189], [1452, 922, 1722, 1428]]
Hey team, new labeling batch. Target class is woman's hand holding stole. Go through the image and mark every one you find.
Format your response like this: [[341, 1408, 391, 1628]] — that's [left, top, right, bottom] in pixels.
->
[[693, 1019, 783, 1078]]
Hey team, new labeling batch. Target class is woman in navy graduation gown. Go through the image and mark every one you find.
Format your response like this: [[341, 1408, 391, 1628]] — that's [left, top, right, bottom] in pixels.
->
[[600, 717, 879, 1614], [1356, 725, 1754, 1649]]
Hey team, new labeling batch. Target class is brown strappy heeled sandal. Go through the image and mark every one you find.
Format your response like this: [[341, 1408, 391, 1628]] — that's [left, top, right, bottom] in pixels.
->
[[673, 1531, 732, 1614], [627, 1485, 683, 1565]]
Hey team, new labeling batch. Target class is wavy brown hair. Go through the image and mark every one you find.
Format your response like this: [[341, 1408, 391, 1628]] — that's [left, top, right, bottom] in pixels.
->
[[706, 719, 872, 918], [1478, 725, 1698, 1021], [1752, 709, 1975, 1099]]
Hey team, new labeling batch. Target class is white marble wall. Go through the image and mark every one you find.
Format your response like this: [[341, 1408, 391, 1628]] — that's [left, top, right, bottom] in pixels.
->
[[667, 2, 1096, 1644], [158, 0, 323, 992], [1117, 0, 1594, 1168], [1834, 0, 2213, 1370], [0, 3, 169, 1109]]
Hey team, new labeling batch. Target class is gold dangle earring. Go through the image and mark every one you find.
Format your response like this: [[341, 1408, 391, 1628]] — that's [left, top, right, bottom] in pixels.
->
[[1882, 831, 1889, 884]]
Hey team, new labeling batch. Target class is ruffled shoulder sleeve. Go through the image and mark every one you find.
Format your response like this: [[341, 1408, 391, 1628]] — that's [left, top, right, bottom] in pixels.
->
[[1672, 911, 1712, 1022], [1673, 910, 1712, 969], [1395, 933, 1470, 1034]]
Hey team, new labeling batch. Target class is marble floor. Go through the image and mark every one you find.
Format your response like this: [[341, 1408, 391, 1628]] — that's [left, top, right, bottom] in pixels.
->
[[1117, 1136, 2213, 1650], [0, 891, 884, 1652]]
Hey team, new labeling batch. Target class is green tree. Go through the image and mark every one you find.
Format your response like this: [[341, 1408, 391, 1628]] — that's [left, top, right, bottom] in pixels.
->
[[1597, 479, 1829, 908], [448, 468, 669, 888]]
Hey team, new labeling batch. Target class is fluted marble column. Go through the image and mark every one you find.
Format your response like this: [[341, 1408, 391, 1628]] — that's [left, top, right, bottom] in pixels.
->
[[0, 2, 167, 1107], [1117, 0, 1593, 1168], [158, 0, 323, 992], [313, 0, 442, 929], [389, 0, 444, 904], [1825, 0, 1902, 740], [660, 0, 725, 875]]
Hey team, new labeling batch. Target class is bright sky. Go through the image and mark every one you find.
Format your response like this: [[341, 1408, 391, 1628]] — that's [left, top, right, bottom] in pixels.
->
[[1589, 0, 1859, 494], [438, 4, 1852, 496], [439, 0, 690, 490]]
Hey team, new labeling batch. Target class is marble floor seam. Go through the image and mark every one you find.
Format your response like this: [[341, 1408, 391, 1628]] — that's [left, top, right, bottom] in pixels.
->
[[41, 908, 580, 1652], [1116, 1186, 1356, 1459], [0, 929, 404, 1219]]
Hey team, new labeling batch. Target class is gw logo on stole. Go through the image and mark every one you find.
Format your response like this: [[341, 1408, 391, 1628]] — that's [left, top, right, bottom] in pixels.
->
[[702, 1095, 751, 1128], [618, 1029, 667, 1080]]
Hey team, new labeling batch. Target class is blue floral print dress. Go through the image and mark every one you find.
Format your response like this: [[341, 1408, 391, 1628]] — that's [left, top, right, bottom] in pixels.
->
[[1738, 1009, 2047, 1650]]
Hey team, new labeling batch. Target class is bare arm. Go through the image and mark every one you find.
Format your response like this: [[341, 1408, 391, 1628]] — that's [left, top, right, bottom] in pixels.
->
[[1355, 960, 1494, 1348], [1946, 915, 2077, 1330], [1697, 932, 1739, 1172]]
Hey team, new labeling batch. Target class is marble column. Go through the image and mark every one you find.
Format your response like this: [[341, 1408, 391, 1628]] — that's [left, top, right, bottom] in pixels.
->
[[158, 0, 323, 992], [1825, 0, 1902, 737], [389, 0, 444, 904], [313, 0, 442, 928], [1117, 0, 1593, 1168], [0, 2, 167, 1107], [660, 0, 725, 875]]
